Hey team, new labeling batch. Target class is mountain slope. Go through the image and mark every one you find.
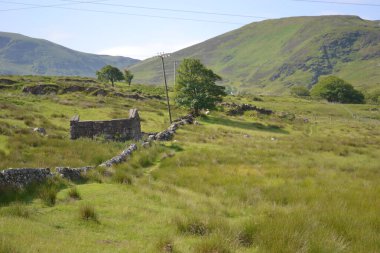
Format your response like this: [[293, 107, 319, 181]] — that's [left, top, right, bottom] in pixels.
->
[[0, 32, 139, 77], [130, 16, 380, 94]]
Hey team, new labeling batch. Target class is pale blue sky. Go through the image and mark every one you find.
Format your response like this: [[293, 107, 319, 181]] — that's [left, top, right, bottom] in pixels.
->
[[0, 0, 379, 59]]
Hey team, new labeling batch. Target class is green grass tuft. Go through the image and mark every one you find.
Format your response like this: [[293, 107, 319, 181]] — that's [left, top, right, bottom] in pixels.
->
[[79, 204, 98, 222], [67, 187, 81, 200]]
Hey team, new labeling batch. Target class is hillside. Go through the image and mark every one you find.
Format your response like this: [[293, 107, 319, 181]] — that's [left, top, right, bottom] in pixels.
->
[[0, 32, 139, 77], [130, 15, 380, 94], [0, 76, 379, 252]]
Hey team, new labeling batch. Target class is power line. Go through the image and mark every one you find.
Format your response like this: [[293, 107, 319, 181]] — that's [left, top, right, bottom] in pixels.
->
[[58, 0, 268, 19], [292, 0, 380, 7], [0, 0, 109, 11], [0, 1, 250, 24]]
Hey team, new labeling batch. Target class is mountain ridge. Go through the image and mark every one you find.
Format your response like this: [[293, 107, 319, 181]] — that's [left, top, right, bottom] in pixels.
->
[[130, 15, 380, 94], [0, 31, 140, 77]]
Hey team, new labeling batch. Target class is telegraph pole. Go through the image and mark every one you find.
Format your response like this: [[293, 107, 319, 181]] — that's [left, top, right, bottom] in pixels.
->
[[157, 52, 172, 124], [174, 60, 177, 87]]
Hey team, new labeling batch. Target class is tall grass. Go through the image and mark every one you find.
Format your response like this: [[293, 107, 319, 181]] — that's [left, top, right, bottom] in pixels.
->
[[0, 202, 31, 218], [79, 204, 98, 222], [0, 238, 20, 253]]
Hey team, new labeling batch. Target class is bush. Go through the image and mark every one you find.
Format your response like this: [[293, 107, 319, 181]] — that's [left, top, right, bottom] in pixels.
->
[[79, 204, 98, 222], [311, 76, 364, 104], [365, 90, 380, 104], [290, 86, 310, 97]]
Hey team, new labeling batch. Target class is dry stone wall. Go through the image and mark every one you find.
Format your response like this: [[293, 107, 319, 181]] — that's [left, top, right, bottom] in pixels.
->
[[0, 168, 53, 188], [0, 114, 195, 189]]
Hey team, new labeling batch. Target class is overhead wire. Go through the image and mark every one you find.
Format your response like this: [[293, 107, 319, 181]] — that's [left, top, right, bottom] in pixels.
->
[[0, 0, 266, 25], [58, 0, 268, 19], [0, 0, 109, 11], [292, 0, 380, 7]]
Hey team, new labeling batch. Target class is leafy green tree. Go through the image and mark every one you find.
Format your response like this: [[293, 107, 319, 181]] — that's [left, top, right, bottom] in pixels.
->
[[290, 86, 310, 97], [311, 76, 364, 104], [123, 69, 134, 86], [175, 58, 226, 115], [96, 65, 124, 87]]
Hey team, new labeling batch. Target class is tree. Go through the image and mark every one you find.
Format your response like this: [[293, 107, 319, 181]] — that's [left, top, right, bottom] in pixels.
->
[[311, 76, 364, 104], [290, 86, 310, 97], [123, 69, 134, 86], [175, 58, 226, 115], [96, 65, 124, 87]]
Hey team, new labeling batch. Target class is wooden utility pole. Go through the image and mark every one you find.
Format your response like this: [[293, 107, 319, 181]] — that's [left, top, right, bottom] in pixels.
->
[[158, 52, 172, 124], [174, 60, 177, 87]]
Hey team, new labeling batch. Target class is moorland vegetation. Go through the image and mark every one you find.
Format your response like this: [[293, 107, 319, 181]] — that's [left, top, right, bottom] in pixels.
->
[[0, 75, 379, 252]]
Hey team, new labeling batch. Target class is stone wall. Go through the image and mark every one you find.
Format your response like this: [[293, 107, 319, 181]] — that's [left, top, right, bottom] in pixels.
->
[[0, 168, 53, 188], [70, 108, 141, 141], [0, 114, 195, 189]]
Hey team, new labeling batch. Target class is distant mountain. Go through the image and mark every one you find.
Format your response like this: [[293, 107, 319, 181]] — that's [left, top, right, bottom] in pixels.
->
[[0, 32, 139, 77], [130, 16, 380, 94]]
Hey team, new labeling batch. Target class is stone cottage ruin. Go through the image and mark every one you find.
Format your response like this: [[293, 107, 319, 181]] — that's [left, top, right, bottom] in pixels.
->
[[70, 108, 141, 141]]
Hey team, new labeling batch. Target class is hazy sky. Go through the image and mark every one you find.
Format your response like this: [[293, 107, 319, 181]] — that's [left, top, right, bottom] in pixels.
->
[[0, 0, 379, 59]]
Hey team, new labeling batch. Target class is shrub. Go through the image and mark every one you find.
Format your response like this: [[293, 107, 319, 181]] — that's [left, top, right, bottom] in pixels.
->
[[290, 86, 310, 97], [311, 76, 364, 104], [365, 89, 380, 104], [79, 204, 98, 222], [67, 187, 81, 200]]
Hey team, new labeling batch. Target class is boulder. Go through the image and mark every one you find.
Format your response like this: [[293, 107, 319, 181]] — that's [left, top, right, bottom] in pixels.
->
[[33, 127, 46, 135], [22, 84, 59, 95]]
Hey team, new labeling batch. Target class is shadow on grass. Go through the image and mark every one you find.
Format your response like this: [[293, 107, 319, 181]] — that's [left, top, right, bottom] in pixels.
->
[[201, 116, 289, 134], [165, 143, 184, 152], [0, 177, 68, 206]]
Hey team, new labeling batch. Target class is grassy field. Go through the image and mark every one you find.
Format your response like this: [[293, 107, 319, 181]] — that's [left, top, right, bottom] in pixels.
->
[[0, 76, 379, 252]]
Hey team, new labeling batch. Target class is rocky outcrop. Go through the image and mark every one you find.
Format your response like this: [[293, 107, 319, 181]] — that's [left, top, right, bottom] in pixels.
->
[[0, 78, 17, 85], [61, 85, 87, 93], [22, 84, 59, 95], [221, 102, 273, 116], [0, 168, 53, 188]]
